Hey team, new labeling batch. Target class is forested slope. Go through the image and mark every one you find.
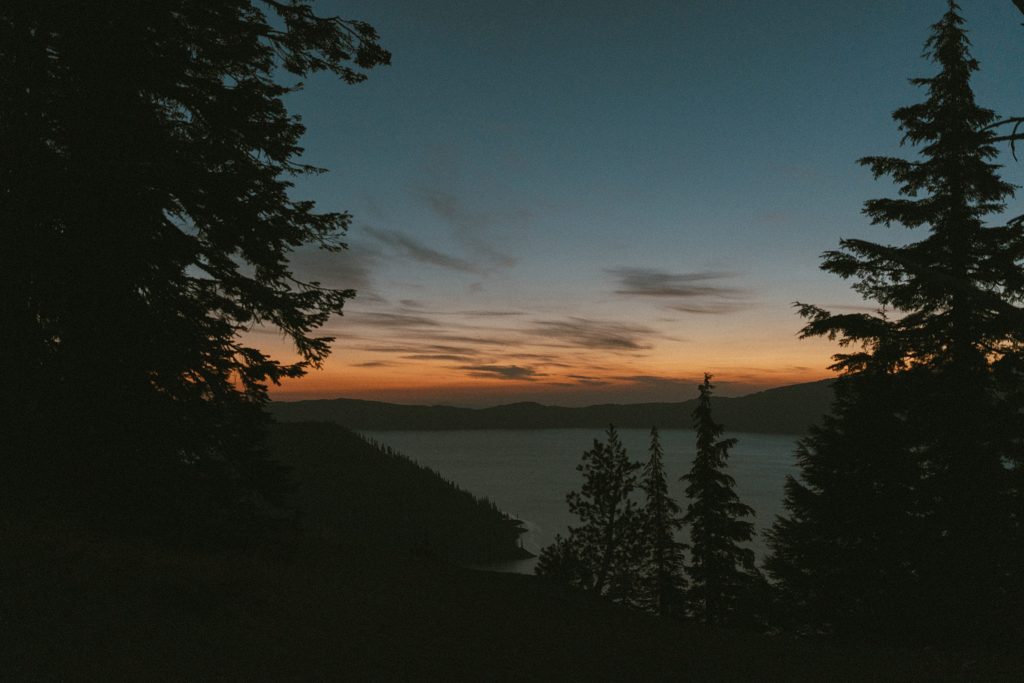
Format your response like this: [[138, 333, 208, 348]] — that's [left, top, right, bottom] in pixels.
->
[[268, 422, 530, 565]]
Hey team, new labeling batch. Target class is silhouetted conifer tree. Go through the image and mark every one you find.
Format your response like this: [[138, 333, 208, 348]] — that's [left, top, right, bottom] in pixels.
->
[[640, 427, 687, 616], [768, 2, 1024, 644], [682, 374, 755, 625], [0, 3, 389, 539], [534, 534, 593, 588], [536, 426, 644, 603], [765, 369, 921, 638]]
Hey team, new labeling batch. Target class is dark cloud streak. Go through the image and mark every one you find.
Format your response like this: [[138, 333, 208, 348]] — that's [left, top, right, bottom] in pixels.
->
[[460, 364, 541, 381], [355, 312, 444, 328], [608, 267, 748, 314], [364, 225, 482, 274], [416, 186, 520, 268], [529, 317, 654, 351], [287, 243, 383, 302]]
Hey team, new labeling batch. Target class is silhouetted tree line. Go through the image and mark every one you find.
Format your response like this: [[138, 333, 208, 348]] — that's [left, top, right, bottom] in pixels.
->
[[1, 2, 388, 541], [541, 3, 1024, 648], [536, 374, 764, 626], [5, 0, 1023, 657], [766, 2, 1024, 647]]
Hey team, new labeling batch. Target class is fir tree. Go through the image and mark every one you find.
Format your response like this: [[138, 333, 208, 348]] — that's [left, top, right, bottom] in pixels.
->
[[768, 1, 1024, 643], [0, 3, 389, 537], [536, 425, 644, 603], [682, 374, 756, 626], [534, 533, 593, 589], [765, 370, 921, 637], [640, 426, 687, 616]]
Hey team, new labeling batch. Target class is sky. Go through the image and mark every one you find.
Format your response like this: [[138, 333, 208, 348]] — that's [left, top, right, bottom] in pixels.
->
[[263, 0, 1024, 407]]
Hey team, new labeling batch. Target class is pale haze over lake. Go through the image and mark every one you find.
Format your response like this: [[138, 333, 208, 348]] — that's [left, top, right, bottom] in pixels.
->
[[363, 429, 802, 574]]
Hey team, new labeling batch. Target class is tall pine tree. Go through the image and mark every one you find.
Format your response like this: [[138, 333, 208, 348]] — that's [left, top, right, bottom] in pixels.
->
[[0, 2, 389, 538], [640, 426, 687, 616], [767, 1, 1024, 644], [682, 374, 756, 626]]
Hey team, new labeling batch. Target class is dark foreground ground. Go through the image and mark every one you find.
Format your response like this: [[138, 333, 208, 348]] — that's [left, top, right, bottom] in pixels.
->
[[2, 525, 1021, 682]]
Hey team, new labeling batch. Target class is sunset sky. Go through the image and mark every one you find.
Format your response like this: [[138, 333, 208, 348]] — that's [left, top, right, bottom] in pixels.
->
[[264, 0, 1024, 406]]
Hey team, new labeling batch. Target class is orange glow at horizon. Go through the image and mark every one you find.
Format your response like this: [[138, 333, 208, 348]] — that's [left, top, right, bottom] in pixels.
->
[[253, 273, 856, 407], [267, 333, 840, 406]]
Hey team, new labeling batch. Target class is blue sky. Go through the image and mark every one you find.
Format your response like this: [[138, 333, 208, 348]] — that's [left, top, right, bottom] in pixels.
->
[[265, 0, 1024, 406]]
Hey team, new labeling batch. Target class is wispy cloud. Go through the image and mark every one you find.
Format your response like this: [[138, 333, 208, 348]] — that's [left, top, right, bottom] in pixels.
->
[[567, 374, 612, 386], [364, 225, 481, 274], [608, 267, 748, 314], [415, 332, 520, 348], [362, 343, 482, 357], [416, 186, 520, 268], [456, 310, 524, 317], [460, 364, 541, 381], [346, 304, 661, 375], [615, 374, 689, 386], [529, 317, 654, 351], [514, 352, 570, 364], [665, 301, 746, 314], [355, 312, 444, 328], [404, 353, 477, 362], [287, 244, 383, 302]]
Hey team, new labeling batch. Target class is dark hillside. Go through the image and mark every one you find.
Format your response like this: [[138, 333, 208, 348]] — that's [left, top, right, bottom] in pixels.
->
[[267, 421, 530, 565], [3, 527, 1019, 681], [712, 379, 837, 434]]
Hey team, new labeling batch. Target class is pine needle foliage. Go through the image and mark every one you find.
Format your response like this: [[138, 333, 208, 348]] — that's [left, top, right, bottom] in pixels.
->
[[639, 426, 687, 616], [768, 1, 1024, 644], [536, 426, 644, 604], [0, 2, 389, 539], [682, 374, 756, 625]]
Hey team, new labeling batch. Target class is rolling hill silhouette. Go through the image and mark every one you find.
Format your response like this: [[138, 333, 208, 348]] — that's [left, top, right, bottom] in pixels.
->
[[269, 379, 835, 435]]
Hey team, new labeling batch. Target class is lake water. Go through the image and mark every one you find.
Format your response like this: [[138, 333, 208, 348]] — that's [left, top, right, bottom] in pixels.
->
[[363, 429, 802, 574]]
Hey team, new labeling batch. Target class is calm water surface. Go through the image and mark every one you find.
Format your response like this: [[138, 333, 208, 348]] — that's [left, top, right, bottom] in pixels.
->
[[363, 429, 802, 574]]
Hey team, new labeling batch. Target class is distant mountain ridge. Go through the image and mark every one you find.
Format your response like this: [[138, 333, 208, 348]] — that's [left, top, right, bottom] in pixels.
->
[[268, 379, 836, 435]]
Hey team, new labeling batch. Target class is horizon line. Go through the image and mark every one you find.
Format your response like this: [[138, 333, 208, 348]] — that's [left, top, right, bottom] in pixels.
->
[[268, 376, 836, 409]]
